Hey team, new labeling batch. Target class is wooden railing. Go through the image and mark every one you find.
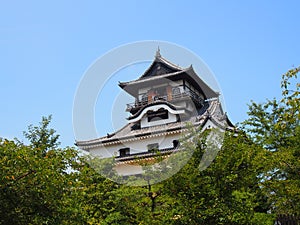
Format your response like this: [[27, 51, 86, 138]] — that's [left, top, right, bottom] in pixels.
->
[[126, 90, 204, 111]]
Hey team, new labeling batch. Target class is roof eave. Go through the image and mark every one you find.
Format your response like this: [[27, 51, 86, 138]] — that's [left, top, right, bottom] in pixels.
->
[[186, 66, 219, 99]]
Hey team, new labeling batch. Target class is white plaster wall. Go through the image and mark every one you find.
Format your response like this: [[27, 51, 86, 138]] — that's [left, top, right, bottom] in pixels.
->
[[173, 101, 186, 108], [115, 164, 143, 176], [128, 104, 184, 127], [89, 133, 181, 159], [141, 112, 177, 128]]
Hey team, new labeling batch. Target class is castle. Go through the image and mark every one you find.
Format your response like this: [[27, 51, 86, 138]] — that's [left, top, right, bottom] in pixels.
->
[[76, 50, 234, 176]]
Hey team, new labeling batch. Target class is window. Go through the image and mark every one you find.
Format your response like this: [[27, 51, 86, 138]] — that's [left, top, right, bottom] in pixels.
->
[[147, 143, 159, 152], [141, 94, 148, 103], [173, 140, 179, 148], [147, 109, 169, 122], [119, 148, 130, 157]]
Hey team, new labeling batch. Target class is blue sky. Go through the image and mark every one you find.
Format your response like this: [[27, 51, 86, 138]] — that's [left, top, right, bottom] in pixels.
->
[[1, 1, 299, 147]]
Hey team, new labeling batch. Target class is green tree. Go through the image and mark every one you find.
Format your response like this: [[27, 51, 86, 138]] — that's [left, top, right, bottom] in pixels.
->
[[243, 66, 300, 214], [160, 130, 274, 224], [89, 129, 274, 224], [23, 115, 60, 153], [2, 67, 298, 224], [0, 116, 84, 224]]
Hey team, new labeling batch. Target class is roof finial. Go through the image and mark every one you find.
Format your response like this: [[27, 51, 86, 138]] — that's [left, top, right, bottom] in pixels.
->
[[155, 46, 161, 58]]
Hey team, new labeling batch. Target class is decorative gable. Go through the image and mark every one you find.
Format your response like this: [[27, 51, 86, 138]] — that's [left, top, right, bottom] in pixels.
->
[[140, 61, 180, 78]]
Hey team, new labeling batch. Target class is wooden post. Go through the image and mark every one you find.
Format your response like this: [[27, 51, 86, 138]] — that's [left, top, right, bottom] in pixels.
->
[[167, 86, 172, 101], [148, 90, 154, 103]]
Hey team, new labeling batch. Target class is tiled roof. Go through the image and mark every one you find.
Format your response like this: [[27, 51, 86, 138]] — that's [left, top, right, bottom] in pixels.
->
[[119, 69, 187, 88], [139, 53, 186, 79], [75, 99, 228, 149], [119, 66, 218, 99], [115, 146, 179, 163], [76, 121, 185, 149]]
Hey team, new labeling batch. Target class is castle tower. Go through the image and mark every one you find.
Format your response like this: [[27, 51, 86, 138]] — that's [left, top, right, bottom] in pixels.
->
[[76, 51, 234, 176]]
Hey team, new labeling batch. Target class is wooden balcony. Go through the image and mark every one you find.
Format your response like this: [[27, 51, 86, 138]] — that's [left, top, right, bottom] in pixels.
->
[[126, 90, 204, 113]]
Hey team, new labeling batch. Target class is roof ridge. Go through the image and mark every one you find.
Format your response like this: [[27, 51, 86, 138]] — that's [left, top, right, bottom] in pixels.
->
[[155, 54, 186, 71], [138, 52, 186, 79]]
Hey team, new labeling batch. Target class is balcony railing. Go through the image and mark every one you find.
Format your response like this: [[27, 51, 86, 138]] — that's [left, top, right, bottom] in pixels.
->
[[126, 90, 204, 112]]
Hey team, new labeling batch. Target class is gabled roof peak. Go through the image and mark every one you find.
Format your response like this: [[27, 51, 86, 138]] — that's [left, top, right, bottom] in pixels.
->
[[118, 51, 219, 99], [153, 50, 185, 71]]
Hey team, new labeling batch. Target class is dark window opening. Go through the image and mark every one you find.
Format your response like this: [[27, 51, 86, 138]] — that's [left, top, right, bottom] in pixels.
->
[[131, 123, 140, 130], [147, 109, 169, 122], [119, 148, 130, 157], [141, 94, 148, 103], [147, 143, 159, 152], [173, 140, 179, 148]]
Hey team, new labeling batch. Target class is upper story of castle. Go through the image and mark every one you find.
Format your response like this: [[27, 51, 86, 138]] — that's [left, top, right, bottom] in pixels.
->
[[118, 49, 220, 129], [76, 50, 234, 152]]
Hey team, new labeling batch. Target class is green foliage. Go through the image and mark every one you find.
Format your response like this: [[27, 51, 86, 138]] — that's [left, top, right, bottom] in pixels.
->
[[0, 117, 274, 224], [23, 115, 60, 153], [160, 131, 274, 224], [243, 66, 300, 215], [77, 130, 274, 224], [1, 66, 298, 224], [0, 117, 84, 224]]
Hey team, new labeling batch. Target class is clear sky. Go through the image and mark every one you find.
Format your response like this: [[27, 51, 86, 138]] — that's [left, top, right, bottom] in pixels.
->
[[1, 1, 299, 147]]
